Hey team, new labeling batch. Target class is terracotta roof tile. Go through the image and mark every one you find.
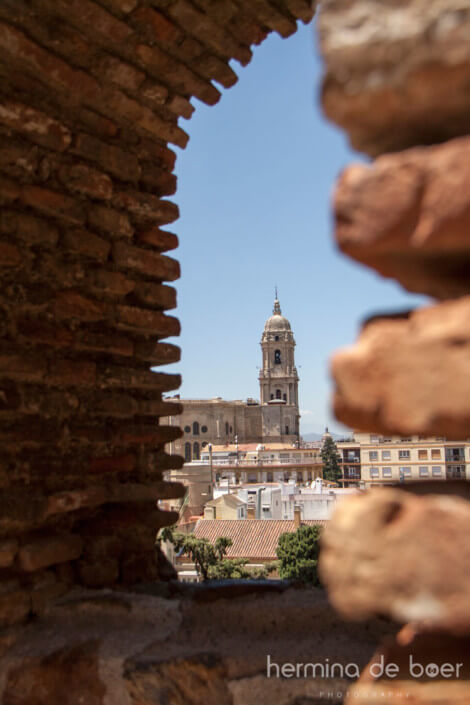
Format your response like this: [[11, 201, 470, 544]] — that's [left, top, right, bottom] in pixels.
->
[[193, 519, 326, 560]]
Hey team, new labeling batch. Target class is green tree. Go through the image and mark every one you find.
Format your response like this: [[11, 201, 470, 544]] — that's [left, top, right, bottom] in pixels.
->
[[321, 434, 343, 484], [276, 525, 322, 585], [159, 527, 268, 581]]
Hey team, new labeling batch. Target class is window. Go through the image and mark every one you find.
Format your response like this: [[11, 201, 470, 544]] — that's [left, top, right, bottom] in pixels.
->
[[382, 467, 392, 478], [285, 425, 289, 434], [370, 468, 379, 478], [400, 466, 411, 477], [225, 422, 229, 435], [276, 389, 281, 399], [184, 442, 191, 462], [369, 451, 378, 461], [432, 466, 442, 477], [381, 450, 391, 460], [419, 466, 429, 477], [431, 449, 441, 459], [274, 335, 279, 341], [201, 441, 207, 448], [184, 425, 190, 433], [230, 425, 233, 433], [192, 421, 199, 435], [418, 449, 428, 460], [270, 393, 274, 400], [398, 450, 410, 459], [193, 442, 200, 460], [267, 472, 273, 482], [201, 425, 208, 433], [274, 349, 281, 364], [283, 393, 287, 401], [370, 435, 379, 443]]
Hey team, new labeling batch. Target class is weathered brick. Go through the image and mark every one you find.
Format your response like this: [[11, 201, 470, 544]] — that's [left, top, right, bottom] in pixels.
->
[[137, 399, 182, 417], [52, 291, 107, 322], [47, 359, 96, 387], [98, 0, 138, 14], [41, 0, 133, 44], [131, 7, 183, 44], [98, 365, 181, 391], [21, 186, 86, 225], [86, 269, 135, 297], [92, 393, 139, 417], [0, 590, 31, 627], [136, 43, 220, 107], [132, 281, 177, 309], [140, 80, 169, 108], [97, 55, 145, 92], [134, 341, 181, 365], [112, 241, 180, 280], [18, 533, 83, 572], [16, 318, 74, 349], [137, 140, 176, 171], [89, 453, 136, 474], [139, 165, 177, 196], [88, 204, 134, 239], [74, 133, 140, 182], [136, 227, 178, 251], [0, 211, 59, 247], [79, 108, 118, 138], [167, 0, 251, 64], [193, 53, 238, 89], [0, 353, 46, 383], [0, 100, 71, 151], [0, 21, 100, 102], [0, 539, 18, 568], [116, 305, 180, 335], [0, 176, 20, 204], [166, 93, 195, 119], [0, 240, 21, 268], [75, 330, 134, 357], [244, 0, 298, 38], [60, 163, 113, 200], [118, 425, 182, 445], [112, 191, 179, 224], [62, 228, 111, 261]]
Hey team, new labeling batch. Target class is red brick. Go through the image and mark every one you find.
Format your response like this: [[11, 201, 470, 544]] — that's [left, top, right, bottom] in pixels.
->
[[118, 425, 182, 445], [104, 87, 189, 147], [98, 365, 181, 392], [75, 330, 134, 357], [74, 133, 140, 182], [0, 353, 46, 382], [136, 227, 178, 251], [0, 240, 21, 268], [60, 163, 113, 200], [193, 52, 238, 89], [52, 291, 107, 322], [89, 454, 136, 474], [79, 108, 118, 138], [92, 393, 138, 417], [136, 43, 220, 107], [62, 228, 111, 261], [131, 7, 183, 44], [134, 341, 181, 365], [112, 191, 179, 224], [21, 186, 86, 225], [137, 399, 182, 417], [0, 100, 71, 151], [0, 176, 20, 204], [18, 533, 83, 572], [132, 281, 177, 309], [140, 80, 169, 108], [98, 0, 138, 13], [97, 55, 145, 92], [48, 359, 96, 387], [166, 93, 195, 119], [86, 269, 135, 297], [112, 241, 180, 280], [0, 211, 59, 247], [0, 21, 100, 102], [17, 318, 74, 348], [0, 540, 18, 568], [137, 140, 176, 171], [116, 305, 180, 335], [139, 165, 177, 196], [88, 204, 134, 239], [44, 0, 133, 43], [168, 0, 251, 64]]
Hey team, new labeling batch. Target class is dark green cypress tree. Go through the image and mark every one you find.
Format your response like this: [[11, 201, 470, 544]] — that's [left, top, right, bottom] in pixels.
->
[[321, 433, 343, 484]]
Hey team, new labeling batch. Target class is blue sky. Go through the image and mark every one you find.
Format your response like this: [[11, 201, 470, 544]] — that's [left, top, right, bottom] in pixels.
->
[[164, 20, 426, 435]]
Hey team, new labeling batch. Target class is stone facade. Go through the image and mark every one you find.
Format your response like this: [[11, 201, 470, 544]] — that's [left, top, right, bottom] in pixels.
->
[[164, 295, 300, 460]]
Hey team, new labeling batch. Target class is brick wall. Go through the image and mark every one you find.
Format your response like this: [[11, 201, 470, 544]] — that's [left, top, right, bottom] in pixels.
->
[[0, 0, 315, 626]]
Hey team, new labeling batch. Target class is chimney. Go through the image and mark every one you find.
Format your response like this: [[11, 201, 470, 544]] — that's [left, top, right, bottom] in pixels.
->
[[294, 506, 301, 529], [247, 506, 256, 520]]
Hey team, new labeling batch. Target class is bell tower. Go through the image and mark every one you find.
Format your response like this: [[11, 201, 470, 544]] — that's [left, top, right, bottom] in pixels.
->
[[258, 293, 300, 442]]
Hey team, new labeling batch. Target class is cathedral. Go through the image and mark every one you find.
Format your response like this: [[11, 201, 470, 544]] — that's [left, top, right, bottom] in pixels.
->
[[164, 295, 301, 461]]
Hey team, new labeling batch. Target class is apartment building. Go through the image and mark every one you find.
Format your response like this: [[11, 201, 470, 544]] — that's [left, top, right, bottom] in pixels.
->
[[355, 433, 470, 485]]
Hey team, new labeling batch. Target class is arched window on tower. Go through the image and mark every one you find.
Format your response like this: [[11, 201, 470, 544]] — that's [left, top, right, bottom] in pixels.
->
[[276, 389, 281, 399], [184, 442, 191, 462], [274, 349, 281, 365], [193, 421, 199, 435], [193, 442, 200, 460]]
